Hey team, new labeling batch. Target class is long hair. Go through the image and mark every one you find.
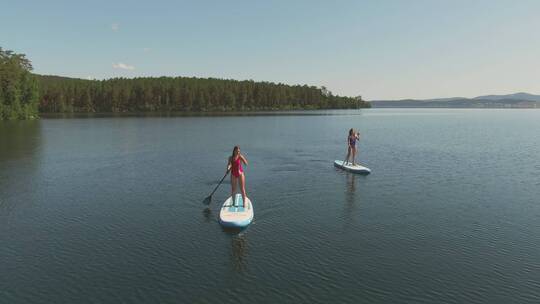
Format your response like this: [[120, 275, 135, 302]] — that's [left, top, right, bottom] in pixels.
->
[[231, 146, 240, 160], [349, 128, 354, 136]]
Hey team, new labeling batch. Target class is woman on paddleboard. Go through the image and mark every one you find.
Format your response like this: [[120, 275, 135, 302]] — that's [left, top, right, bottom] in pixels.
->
[[345, 128, 360, 166], [227, 146, 248, 207]]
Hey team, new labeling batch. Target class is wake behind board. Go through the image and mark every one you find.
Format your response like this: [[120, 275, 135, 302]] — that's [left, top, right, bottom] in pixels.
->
[[219, 194, 254, 228], [334, 160, 371, 174]]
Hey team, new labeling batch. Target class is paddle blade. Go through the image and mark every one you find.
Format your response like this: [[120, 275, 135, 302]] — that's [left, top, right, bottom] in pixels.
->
[[203, 195, 212, 205]]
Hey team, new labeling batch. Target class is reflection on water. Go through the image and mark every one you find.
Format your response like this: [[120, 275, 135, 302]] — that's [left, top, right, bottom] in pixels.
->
[[0, 120, 42, 161], [343, 173, 358, 229], [0, 120, 42, 230], [346, 173, 356, 199], [39, 110, 367, 119], [230, 233, 248, 273], [219, 227, 249, 273], [202, 207, 212, 222]]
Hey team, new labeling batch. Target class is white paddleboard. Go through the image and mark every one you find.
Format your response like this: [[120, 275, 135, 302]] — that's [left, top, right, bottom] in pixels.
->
[[334, 160, 371, 174], [219, 194, 254, 228]]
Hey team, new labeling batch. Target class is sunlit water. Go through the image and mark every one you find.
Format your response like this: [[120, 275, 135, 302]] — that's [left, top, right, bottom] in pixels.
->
[[1, 109, 539, 303]]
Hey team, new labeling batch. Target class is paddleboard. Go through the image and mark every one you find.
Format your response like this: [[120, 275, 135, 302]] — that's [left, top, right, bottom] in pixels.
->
[[219, 193, 254, 228], [334, 160, 371, 174]]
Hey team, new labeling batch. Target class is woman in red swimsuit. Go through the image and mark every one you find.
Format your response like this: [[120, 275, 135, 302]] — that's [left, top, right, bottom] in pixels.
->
[[227, 146, 248, 207]]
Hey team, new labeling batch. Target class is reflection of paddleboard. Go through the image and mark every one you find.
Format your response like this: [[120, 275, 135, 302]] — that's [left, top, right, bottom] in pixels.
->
[[219, 194, 254, 228], [334, 160, 371, 174]]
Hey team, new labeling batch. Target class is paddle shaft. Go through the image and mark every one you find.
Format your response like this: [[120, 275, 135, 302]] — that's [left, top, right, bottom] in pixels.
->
[[209, 171, 229, 198]]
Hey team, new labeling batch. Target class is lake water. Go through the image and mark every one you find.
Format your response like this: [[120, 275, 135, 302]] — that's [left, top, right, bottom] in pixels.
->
[[1, 109, 539, 303]]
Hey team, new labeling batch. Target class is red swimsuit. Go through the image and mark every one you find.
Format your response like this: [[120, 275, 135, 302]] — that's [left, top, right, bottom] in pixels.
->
[[231, 157, 243, 177]]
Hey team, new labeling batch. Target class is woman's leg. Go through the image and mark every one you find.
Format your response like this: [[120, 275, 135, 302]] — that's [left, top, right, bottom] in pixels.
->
[[239, 173, 247, 208], [352, 147, 357, 165], [345, 146, 352, 164], [231, 174, 238, 204]]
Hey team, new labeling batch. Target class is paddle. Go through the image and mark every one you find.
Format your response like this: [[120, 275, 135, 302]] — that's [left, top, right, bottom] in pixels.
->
[[343, 141, 349, 166], [203, 170, 229, 205], [343, 152, 348, 166]]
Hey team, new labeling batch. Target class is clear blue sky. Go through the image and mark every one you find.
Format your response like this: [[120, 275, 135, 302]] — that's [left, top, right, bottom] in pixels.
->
[[2, 0, 540, 100]]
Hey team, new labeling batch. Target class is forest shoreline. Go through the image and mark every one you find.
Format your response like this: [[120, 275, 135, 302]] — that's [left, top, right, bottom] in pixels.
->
[[0, 47, 369, 120], [38, 108, 368, 119]]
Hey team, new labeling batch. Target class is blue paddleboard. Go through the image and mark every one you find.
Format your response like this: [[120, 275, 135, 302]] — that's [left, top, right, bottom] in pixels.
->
[[219, 194, 254, 228]]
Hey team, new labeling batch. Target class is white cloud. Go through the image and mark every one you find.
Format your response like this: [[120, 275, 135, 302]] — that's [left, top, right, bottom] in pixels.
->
[[86, 76, 94, 80], [111, 23, 119, 31], [112, 62, 135, 70]]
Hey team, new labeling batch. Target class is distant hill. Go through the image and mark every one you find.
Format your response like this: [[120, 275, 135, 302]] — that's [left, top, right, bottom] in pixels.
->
[[370, 93, 540, 108], [473, 92, 540, 102]]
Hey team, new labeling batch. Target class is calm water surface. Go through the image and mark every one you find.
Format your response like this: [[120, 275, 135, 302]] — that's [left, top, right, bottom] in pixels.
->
[[1, 109, 539, 303]]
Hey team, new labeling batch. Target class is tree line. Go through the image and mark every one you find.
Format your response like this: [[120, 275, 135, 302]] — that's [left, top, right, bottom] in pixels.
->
[[0, 47, 40, 119], [37, 75, 369, 113], [1, 47, 369, 119]]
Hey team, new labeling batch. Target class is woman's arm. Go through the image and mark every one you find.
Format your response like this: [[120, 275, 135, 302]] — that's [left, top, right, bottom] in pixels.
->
[[240, 154, 248, 166], [226, 157, 232, 172]]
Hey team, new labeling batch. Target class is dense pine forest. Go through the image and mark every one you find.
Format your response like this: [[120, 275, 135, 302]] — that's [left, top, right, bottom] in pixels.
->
[[1, 47, 369, 119], [37, 75, 369, 113]]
